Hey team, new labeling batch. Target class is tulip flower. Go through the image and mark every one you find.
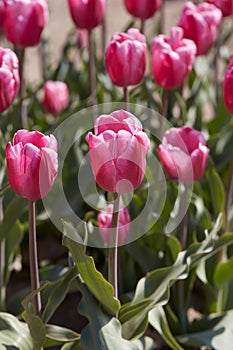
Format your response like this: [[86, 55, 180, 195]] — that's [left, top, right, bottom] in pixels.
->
[[6, 130, 58, 201], [4, 0, 48, 48], [0, 0, 5, 29], [151, 27, 196, 90], [223, 56, 233, 115], [86, 109, 150, 194], [178, 2, 222, 56], [123, 0, 161, 20], [0, 47, 20, 113], [207, 0, 233, 17], [68, 0, 106, 29], [158, 126, 209, 183], [98, 204, 130, 245], [42, 81, 69, 115], [105, 28, 147, 88]]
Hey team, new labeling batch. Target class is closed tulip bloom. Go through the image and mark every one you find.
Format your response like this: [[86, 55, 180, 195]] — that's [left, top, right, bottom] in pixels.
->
[[86, 109, 150, 193], [42, 81, 69, 115], [158, 127, 209, 183], [6, 130, 58, 201], [123, 0, 161, 20], [98, 204, 130, 245], [223, 56, 233, 115], [105, 28, 147, 87], [68, 0, 106, 29], [4, 0, 48, 48], [0, 48, 20, 113], [178, 2, 222, 56], [151, 27, 196, 90], [207, 0, 233, 17]]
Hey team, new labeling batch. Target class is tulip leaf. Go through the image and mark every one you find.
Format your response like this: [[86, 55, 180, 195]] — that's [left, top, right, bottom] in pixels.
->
[[0, 312, 33, 349], [214, 256, 233, 287], [44, 324, 80, 348], [119, 216, 233, 340], [62, 221, 120, 316], [206, 163, 225, 218]]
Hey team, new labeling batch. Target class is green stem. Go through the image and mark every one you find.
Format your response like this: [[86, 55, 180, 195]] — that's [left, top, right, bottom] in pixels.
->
[[108, 193, 121, 306], [159, 88, 169, 138], [88, 29, 96, 105], [140, 19, 145, 34], [123, 86, 129, 108], [224, 156, 233, 234], [0, 197, 5, 311], [28, 200, 41, 314], [19, 48, 28, 129]]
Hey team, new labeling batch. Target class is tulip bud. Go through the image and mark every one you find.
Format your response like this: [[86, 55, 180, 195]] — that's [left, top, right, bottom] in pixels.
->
[[86, 109, 150, 194], [42, 81, 69, 115], [105, 28, 147, 87], [151, 27, 196, 90], [4, 0, 48, 48], [178, 2, 222, 56], [158, 126, 209, 183], [223, 56, 233, 115], [68, 0, 106, 30], [123, 0, 161, 20], [98, 204, 130, 245], [0, 47, 20, 113], [0, 0, 5, 29], [206, 0, 233, 17], [6, 130, 58, 201]]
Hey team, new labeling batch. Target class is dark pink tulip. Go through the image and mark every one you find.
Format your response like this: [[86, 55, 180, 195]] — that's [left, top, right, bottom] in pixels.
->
[[158, 127, 209, 183], [86, 109, 150, 194], [178, 2, 222, 56], [6, 130, 58, 201], [223, 56, 233, 115], [98, 204, 130, 245], [0, 0, 5, 29], [105, 28, 147, 87], [207, 0, 233, 17], [0, 47, 20, 113], [4, 0, 48, 48], [42, 81, 69, 115], [68, 0, 106, 29], [151, 27, 196, 90], [123, 0, 161, 20]]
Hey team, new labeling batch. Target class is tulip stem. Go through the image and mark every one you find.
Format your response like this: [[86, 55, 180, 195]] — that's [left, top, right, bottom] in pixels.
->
[[19, 48, 28, 129], [123, 87, 129, 106], [140, 19, 145, 34], [108, 193, 121, 307], [0, 197, 6, 311], [88, 29, 96, 105], [224, 156, 233, 234], [101, 17, 106, 65], [28, 200, 41, 315]]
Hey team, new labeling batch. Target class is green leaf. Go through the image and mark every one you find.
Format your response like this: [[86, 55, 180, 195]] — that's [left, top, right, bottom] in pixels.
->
[[214, 256, 233, 287], [0, 312, 33, 349], [44, 324, 80, 348], [149, 307, 184, 350], [206, 163, 225, 218], [62, 221, 120, 316]]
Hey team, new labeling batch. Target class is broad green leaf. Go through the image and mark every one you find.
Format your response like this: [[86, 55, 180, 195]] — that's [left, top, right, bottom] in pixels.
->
[[61, 342, 82, 350], [177, 310, 233, 350], [149, 307, 184, 350], [44, 324, 80, 348], [214, 256, 233, 287], [206, 163, 225, 217], [62, 221, 120, 316], [0, 312, 33, 349]]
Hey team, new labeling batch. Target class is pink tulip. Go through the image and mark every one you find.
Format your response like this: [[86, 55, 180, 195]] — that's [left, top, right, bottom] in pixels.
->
[[98, 204, 130, 245], [207, 0, 233, 17], [105, 28, 147, 87], [158, 127, 209, 183], [42, 81, 69, 115], [123, 0, 161, 20], [178, 2, 222, 56], [6, 130, 58, 201], [0, 47, 20, 113], [4, 0, 48, 48], [0, 0, 5, 29], [86, 109, 150, 193], [68, 0, 106, 29], [223, 56, 233, 115], [151, 27, 196, 90]]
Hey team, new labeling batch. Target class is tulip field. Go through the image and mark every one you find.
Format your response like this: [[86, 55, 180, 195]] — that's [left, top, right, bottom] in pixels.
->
[[1, 0, 233, 349]]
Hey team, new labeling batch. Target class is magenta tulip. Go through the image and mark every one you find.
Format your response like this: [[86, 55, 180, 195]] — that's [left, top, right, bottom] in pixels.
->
[[6, 130, 58, 201], [223, 56, 233, 115], [0, 47, 20, 113], [178, 2, 222, 56], [86, 109, 150, 193], [4, 0, 48, 48], [42, 81, 69, 115], [151, 27, 196, 90], [98, 204, 130, 245], [207, 0, 233, 17], [123, 0, 161, 19], [0, 0, 5, 29], [105, 28, 147, 88], [68, 0, 106, 29], [158, 127, 209, 184]]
